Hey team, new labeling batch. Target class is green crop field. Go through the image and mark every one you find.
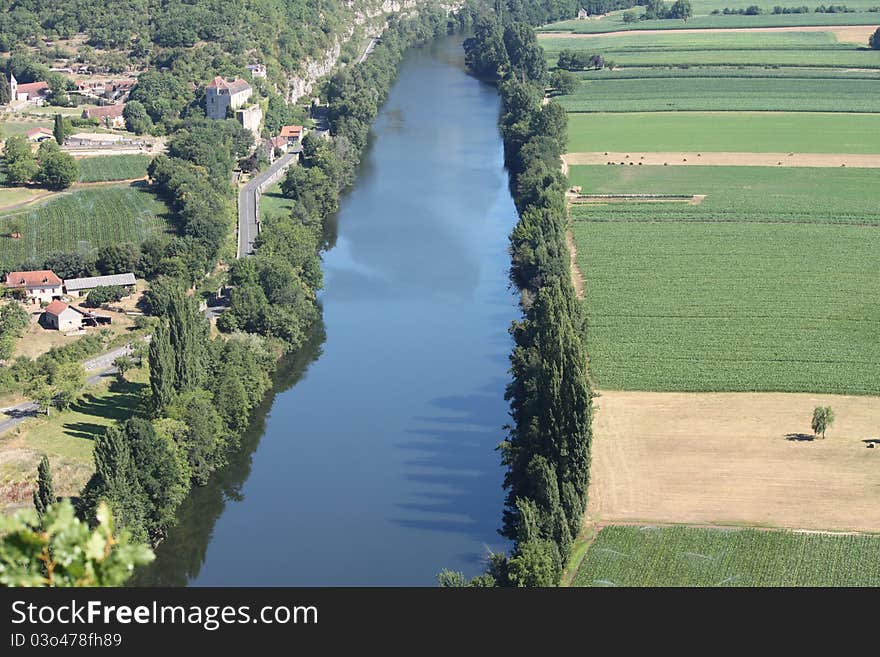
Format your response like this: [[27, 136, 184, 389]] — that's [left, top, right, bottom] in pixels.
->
[[540, 30, 880, 70], [572, 220, 880, 393], [573, 525, 880, 586], [557, 76, 880, 112], [566, 112, 880, 152], [0, 186, 171, 267], [540, 10, 880, 33], [568, 165, 880, 224], [571, 66, 880, 79], [77, 155, 153, 183]]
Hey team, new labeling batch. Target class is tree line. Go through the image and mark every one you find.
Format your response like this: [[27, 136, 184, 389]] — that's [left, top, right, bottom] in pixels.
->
[[440, 11, 594, 587]]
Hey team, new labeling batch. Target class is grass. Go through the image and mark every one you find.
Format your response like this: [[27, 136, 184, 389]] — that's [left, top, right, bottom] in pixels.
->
[[0, 369, 148, 504], [77, 155, 153, 183], [259, 182, 294, 219], [572, 220, 880, 393], [21, 375, 147, 463], [568, 165, 880, 224], [0, 119, 52, 138], [540, 10, 880, 33], [566, 112, 880, 152], [0, 185, 172, 268], [557, 76, 880, 112], [573, 525, 880, 586]]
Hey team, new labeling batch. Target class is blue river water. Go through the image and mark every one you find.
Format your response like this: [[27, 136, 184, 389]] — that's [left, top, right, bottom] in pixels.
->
[[140, 35, 518, 586]]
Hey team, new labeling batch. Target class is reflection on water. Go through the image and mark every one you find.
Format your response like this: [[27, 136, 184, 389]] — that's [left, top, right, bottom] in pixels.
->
[[133, 323, 327, 586], [141, 35, 518, 586]]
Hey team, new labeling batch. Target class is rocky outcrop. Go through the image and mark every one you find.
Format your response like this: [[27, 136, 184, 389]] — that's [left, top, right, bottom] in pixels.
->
[[285, 0, 463, 104]]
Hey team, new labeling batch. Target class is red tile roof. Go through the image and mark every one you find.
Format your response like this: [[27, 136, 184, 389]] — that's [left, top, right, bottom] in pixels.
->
[[44, 300, 69, 316], [206, 76, 251, 94], [83, 103, 125, 119], [279, 125, 303, 139], [16, 81, 49, 96], [5, 270, 62, 288], [26, 127, 53, 139]]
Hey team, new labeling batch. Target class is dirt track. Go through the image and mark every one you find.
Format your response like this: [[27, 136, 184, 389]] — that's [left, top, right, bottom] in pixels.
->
[[539, 24, 877, 44], [564, 151, 880, 167], [587, 390, 880, 533]]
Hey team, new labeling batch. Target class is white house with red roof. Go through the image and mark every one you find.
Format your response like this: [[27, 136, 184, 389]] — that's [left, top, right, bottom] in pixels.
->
[[82, 103, 126, 128], [26, 127, 54, 142], [205, 76, 252, 120], [42, 300, 82, 332], [5, 270, 63, 304], [14, 80, 50, 104], [279, 125, 304, 146]]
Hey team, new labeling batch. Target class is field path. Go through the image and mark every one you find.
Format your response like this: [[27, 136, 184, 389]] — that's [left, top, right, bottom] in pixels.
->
[[588, 390, 880, 533], [564, 151, 880, 167], [539, 24, 877, 43]]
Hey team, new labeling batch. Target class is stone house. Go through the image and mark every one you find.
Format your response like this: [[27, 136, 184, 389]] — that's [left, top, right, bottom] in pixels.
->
[[82, 103, 126, 129], [205, 76, 252, 120], [42, 300, 82, 332], [5, 270, 63, 305]]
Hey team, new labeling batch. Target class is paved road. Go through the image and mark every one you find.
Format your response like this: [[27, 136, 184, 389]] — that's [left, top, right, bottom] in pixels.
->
[[237, 152, 298, 258], [0, 344, 139, 435]]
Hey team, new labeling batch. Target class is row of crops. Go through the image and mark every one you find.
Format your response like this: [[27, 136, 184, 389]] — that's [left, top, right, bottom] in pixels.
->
[[77, 155, 153, 183], [540, 11, 880, 34], [567, 165, 880, 224], [566, 112, 880, 152], [557, 76, 880, 112], [0, 186, 172, 267], [574, 525, 880, 586], [572, 220, 880, 394]]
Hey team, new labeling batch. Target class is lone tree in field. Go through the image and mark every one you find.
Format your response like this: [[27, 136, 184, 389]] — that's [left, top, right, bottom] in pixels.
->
[[811, 406, 835, 439], [32, 455, 55, 518], [870, 27, 880, 49], [113, 355, 134, 383]]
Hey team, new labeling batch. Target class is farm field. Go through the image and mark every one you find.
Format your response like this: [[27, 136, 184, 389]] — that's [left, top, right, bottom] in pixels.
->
[[573, 525, 880, 586], [77, 155, 153, 183], [566, 112, 880, 152], [585, 390, 880, 533], [540, 11, 880, 34], [556, 76, 880, 112], [571, 66, 880, 79], [571, 220, 880, 393], [0, 185, 171, 268], [567, 165, 880, 224], [541, 30, 880, 68]]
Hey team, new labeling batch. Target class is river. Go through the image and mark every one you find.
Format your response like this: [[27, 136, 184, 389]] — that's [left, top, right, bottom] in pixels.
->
[[138, 35, 518, 586]]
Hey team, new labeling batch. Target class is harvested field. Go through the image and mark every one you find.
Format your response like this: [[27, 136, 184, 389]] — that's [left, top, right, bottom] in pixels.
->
[[587, 390, 880, 533], [539, 25, 879, 43], [564, 152, 880, 167]]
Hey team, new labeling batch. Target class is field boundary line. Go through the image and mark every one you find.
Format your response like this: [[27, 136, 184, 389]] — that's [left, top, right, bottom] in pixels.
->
[[564, 151, 880, 167]]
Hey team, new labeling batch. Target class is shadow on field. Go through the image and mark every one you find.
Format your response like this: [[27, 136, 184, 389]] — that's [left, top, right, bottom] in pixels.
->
[[785, 433, 816, 442]]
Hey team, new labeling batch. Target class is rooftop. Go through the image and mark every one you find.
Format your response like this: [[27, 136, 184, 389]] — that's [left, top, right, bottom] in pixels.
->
[[279, 125, 303, 139], [83, 103, 125, 119], [206, 76, 251, 95], [44, 300, 70, 316], [6, 270, 62, 288], [64, 272, 136, 291]]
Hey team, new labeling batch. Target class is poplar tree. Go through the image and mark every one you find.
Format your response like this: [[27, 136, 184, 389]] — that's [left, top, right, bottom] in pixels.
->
[[148, 321, 175, 414], [52, 114, 64, 145], [166, 287, 207, 392], [32, 455, 55, 518]]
